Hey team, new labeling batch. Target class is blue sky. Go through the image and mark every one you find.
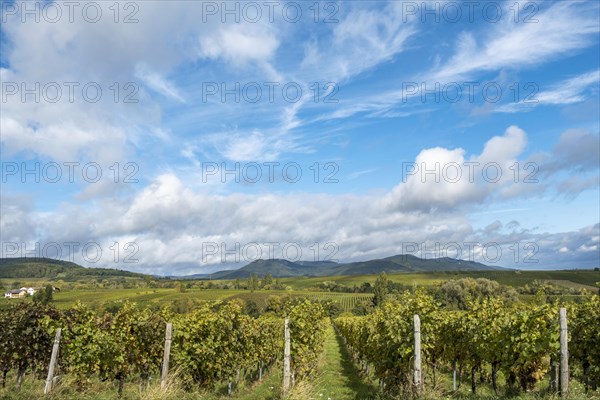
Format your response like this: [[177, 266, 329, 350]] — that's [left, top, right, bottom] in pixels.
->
[[1, 0, 599, 275]]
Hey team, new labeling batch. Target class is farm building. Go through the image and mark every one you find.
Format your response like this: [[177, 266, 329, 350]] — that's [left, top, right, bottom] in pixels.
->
[[4, 289, 27, 299], [20, 287, 37, 296], [3, 287, 37, 299]]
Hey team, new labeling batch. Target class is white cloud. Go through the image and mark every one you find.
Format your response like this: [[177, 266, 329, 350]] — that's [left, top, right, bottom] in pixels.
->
[[0, 115, 127, 164], [348, 168, 378, 180], [496, 70, 600, 113], [0, 2, 279, 163], [135, 64, 185, 102], [3, 125, 597, 274], [385, 126, 528, 212], [198, 23, 280, 70], [196, 128, 300, 163], [301, 2, 417, 81], [433, 2, 599, 81], [4, 169, 597, 274], [476, 126, 527, 167], [312, 1, 600, 123]]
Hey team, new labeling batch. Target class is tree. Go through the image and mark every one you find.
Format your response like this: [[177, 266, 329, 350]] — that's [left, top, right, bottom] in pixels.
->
[[373, 272, 389, 307], [435, 278, 518, 310], [33, 285, 54, 305], [359, 282, 372, 293], [262, 272, 273, 288], [43, 284, 54, 304], [247, 274, 259, 292]]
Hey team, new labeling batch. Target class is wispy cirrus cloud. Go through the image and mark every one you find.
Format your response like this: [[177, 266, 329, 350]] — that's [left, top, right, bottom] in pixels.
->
[[135, 64, 186, 103], [432, 1, 599, 81], [310, 1, 600, 124], [496, 70, 600, 113], [300, 1, 418, 82]]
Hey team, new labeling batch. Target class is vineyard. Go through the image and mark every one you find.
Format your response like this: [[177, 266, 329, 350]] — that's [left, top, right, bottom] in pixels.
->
[[334, 291, 600, 397], [0, 298, 328, 399], [0, 291, 599, 399], [226, 291, 373, 312]]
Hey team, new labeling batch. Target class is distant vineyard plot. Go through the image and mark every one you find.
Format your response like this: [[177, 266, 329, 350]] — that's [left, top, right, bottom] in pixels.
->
[[226, 291, 373, 312]]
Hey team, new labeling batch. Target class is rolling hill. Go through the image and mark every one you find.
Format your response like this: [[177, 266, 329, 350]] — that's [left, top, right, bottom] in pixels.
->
[[0, 258, 149, 280], [208, 254, 506, 279]]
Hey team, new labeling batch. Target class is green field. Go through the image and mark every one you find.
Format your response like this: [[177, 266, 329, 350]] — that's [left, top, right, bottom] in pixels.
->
[[1, 287, 374, 313], [277, 269, 600, 290], [1, 269, 597, 312]]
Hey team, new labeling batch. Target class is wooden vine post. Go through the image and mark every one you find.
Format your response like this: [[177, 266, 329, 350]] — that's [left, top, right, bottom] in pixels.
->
[[414, 314, 422, 392], [44, 328, 62, 395], [161, 322, 173, 390], [559, 308, 569, 398], [453, 360, 457, 391], [282, 318, 291, 395]]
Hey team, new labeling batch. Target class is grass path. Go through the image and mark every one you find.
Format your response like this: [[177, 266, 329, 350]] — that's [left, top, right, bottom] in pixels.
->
[[0, 366, 284, 400], [234, 366, 282, 400], [294, 322, 378, 400]]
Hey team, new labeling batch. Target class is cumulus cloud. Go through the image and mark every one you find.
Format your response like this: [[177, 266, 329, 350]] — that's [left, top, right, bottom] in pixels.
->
[[3, 126, 598, 274], [385, 126, 529, 212], [5, 173, 597, 275], [386, 126, 598, 211]]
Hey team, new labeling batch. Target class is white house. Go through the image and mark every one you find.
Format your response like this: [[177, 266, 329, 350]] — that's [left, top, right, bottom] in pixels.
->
[[3, 287, 37, 299], [20, 287, 37, 296], [4, 289, 27, 299]]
